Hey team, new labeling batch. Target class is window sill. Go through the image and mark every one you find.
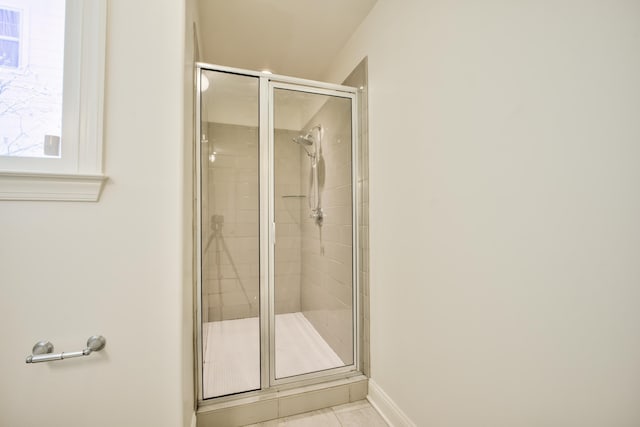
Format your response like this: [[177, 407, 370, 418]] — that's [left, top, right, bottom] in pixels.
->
[[0, 171, 107, 201]]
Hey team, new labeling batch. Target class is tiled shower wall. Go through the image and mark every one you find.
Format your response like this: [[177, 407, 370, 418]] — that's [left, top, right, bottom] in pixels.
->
[[202, 123, 302, 321], [274, 129, 304, 315], [202, 122, 260, 322], [299, 97, 355, 365]]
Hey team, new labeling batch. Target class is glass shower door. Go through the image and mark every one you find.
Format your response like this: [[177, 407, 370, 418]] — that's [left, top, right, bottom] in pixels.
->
[[271, 84, 356, 381], [197, 64, 360, 403], [199, 70, 261, 398]]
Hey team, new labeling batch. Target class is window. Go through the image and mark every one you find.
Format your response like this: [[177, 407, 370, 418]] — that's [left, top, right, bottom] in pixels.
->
[[0, 2, 64, 158], [0, 0, 107, 201], [0, 8, 20, 68]]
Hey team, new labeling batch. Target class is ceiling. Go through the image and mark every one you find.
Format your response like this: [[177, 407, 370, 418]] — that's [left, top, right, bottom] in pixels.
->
[[196, 0, 377, 81]]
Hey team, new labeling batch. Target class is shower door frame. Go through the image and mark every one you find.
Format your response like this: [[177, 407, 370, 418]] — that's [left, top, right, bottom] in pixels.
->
[[268, 81, 359, 387], [195, 62, 360, 405]]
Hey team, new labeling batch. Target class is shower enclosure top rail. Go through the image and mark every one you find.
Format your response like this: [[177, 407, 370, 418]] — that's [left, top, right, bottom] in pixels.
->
[[196, 61, 357, 94]]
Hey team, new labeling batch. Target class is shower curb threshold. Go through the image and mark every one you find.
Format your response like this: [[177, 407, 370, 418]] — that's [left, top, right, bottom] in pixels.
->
[[196, 375, 368, 427]]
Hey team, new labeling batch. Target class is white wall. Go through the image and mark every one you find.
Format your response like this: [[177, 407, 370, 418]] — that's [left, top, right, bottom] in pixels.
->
[[184, 0, 197, 424], [326, 1, 640, 425], [0, 1, 194, 426]]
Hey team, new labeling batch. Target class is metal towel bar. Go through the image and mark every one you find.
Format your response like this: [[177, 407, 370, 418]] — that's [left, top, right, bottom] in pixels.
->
[[26, 335, 106, 364]]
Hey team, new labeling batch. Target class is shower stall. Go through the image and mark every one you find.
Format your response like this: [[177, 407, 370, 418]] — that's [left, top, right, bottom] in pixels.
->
[[196, 63, 360, 403]]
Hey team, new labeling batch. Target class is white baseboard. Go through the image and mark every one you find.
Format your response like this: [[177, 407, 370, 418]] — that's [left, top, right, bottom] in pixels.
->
[[367, 379, 416, 427]]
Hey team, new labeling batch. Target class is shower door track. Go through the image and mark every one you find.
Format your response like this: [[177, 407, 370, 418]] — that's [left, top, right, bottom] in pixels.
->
[[195, 62, 360, 407]]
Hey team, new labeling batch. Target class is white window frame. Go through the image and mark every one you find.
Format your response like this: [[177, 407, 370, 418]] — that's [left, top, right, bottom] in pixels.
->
[[0, 0, 107, 201]]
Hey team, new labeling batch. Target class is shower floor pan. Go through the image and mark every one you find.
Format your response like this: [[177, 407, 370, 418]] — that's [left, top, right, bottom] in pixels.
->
[[202, 312, 344, 398]]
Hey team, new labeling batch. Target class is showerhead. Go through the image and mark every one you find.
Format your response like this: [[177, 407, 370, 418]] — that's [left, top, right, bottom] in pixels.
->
[[292, 134, 314, 146], [291, 125, 322, 159], [291, 133, 315, 158]]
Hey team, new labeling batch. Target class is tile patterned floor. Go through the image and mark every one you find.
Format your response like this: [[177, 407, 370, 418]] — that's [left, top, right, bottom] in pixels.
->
[[243, 400, 389, 427]]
